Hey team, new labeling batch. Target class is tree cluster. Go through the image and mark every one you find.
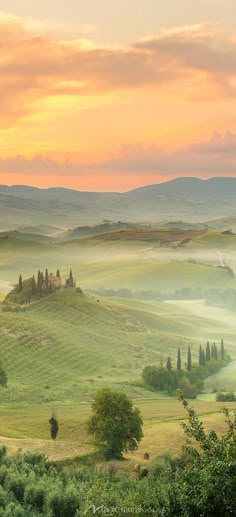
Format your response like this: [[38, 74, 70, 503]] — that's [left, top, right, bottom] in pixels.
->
[[143, 340, 228, 399]]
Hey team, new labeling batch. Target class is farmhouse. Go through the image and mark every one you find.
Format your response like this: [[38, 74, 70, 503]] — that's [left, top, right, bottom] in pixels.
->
[[48, 274, 62, 288]]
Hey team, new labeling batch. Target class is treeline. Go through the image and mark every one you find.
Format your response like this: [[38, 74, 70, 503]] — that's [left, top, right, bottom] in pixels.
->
[[142, 339, 229, 398]]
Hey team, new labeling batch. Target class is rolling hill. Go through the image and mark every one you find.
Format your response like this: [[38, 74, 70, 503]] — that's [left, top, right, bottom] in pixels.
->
[[0, 289, 235, 407], [1, 177, 236, 227]]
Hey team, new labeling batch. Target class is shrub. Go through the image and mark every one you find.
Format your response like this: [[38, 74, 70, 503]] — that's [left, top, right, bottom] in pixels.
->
[[216, 391, 236, 402]]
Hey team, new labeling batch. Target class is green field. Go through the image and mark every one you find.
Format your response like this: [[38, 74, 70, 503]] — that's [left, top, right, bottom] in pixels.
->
[[0, 228, 235, 464]]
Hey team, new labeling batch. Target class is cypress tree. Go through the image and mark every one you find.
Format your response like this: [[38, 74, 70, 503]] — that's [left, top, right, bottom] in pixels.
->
[[221, 338, 225, 360], [206, 341, 211, 362], [202, 349, 206, 366], [49, 413, 59, 440], [69, 269, 73, 287], [45, 269, 49, 290], [41, 272, 44, 285], [187, 346, 192, 371], [37, 270, 41, 290], [211, 343, 214, 359], [32, 275, 36, 294], [199, 345, 203, 366], [177, 348, 181, 371], [215, 343, 218, 360], [56, 269, 60, 278], [18, 275, 23, 291], [166, 357, 172, 372]]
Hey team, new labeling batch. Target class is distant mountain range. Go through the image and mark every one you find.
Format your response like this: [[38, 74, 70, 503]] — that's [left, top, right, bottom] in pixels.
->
[[1, 177, 236, 228]]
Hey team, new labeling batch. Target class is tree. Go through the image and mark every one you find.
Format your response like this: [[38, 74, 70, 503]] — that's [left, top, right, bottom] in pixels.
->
[[45, 269, 49, 290], [206, 341, 211, 362], [173, 390, 236, 515], [18, 275, 23, 291], [199, 345, 203, 366], [142, 366, 174, 391], [0, 364, 7, 387], [177, 348, 181, 371], [37, 270, 41, 291], [56, 269, 60, 278], [69, 269, 74, 287], [221, 338, 225, 360], [88, 388, 143, 458], [32, 275, 36, 294], [49, 413, 59, 440], [166, 357, 172, 372], [211, 343, 214, 359], [187, 346, 192, 372], [202, 349, 206, 366]]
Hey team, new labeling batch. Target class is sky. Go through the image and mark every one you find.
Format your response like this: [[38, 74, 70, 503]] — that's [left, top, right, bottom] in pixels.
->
[[0, 0, 236, 191]]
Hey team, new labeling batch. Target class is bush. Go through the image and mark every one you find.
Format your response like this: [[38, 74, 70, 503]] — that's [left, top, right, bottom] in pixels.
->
[[216, 391, 236, 402]]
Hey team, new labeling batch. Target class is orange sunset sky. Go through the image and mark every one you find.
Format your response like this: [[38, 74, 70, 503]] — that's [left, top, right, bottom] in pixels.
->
[[0, 0, 236, 191]]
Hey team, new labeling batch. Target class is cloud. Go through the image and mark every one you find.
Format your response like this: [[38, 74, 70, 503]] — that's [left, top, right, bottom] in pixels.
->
[[0, 14, 236, 125], [0, 155, 83, 176], [1, 132, 236, 179], [91, 132, 236, 176]]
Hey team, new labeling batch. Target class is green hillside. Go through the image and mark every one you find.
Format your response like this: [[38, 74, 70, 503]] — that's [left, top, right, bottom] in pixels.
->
[[0, 290, 235, 407]]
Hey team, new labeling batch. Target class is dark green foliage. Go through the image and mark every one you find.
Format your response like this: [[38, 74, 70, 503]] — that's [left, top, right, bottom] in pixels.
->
[[18, 275, 23, 292], [198, 345, 203, 366], [166, 357, 172, 371], [56, 269, 60, 278], [220, 339, 224, 358], [49, 414, 59, 440], [202, 349, 206, 366], [206, 341, 211, 361], [32, 275, 36, 294], [45, 269, 49, 290], [177, 348, 181, 371], [187, 346, 191, 372], [88, 388, 143, 458], [216, 391, 236, 402], [37, 270, 41, 291], [1, 399, 236, 517], [0, 364, 7, 387], [142, 366, 175, 392]]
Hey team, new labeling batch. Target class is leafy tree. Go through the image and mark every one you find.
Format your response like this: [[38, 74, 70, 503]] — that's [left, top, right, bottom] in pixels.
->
[[206, 341, 211, 362], [187, 346, 191, 372], [177, 348, 181, 371], [49, 413, 59, 440], [18, 275, 23, 291], [166, 357, 172, 372], [142, 366, 174, 392], [172, 390, 236, 515], [88, 388, 143, 458], [221, 338, 225, 360]]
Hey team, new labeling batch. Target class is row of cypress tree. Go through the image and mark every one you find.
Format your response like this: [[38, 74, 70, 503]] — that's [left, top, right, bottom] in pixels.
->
[[167, 339, 225, 373]]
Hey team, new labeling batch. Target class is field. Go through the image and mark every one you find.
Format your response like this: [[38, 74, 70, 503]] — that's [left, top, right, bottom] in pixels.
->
[[0, 227, 235, 465]]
